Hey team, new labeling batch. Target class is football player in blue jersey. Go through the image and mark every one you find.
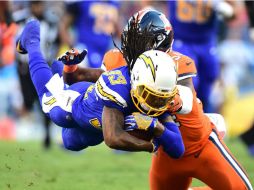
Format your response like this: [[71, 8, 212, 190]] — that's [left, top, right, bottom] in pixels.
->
[[168, 1, 235, 112], [59, 1, 119, 68], [16, 19, 184, 157], [95, 49, 184, 157]]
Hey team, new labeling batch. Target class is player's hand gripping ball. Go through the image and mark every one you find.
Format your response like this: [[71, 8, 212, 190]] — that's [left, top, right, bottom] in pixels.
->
[[124, 112, 157, 141]]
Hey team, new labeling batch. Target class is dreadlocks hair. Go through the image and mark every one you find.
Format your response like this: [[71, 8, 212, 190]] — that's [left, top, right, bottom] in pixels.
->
[[120, 16, 156, 72]]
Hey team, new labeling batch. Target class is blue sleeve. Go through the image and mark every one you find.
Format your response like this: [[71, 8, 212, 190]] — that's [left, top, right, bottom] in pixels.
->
[[158, 122, 185, 158], [95, 69, 131, 113]]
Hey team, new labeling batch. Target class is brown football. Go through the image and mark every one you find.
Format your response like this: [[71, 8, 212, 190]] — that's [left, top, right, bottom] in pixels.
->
[[127, 129, 153, 141]]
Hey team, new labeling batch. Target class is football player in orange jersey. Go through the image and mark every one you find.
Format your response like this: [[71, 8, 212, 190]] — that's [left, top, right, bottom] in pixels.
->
[[61, 8, 252, 190]]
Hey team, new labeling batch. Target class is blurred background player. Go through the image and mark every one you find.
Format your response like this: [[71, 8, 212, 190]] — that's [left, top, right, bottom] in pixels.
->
[[0, 1, 21, 140], [239, 1, 254, 156], [245, 1, 254, 43], [14, 1, 60, 149], [59, 0, 119, 68], [167, 0, 235, 112]]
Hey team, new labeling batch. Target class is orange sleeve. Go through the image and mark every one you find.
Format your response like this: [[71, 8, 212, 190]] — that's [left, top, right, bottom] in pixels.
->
[[168, 51, 197, 80], [174, 90, 214, 156], [102, 49, 127, 71]]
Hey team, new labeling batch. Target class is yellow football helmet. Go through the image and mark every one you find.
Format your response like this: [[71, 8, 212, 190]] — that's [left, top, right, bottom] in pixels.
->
[[131, 50, 178, 117]]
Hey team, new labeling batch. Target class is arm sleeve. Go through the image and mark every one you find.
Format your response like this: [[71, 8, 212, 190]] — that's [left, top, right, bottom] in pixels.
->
[[158, 122, 185, 158], [177, 85, 193, 114]]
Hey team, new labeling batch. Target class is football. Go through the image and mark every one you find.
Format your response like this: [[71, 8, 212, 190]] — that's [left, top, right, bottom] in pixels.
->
[[127, 129, 153, 141]]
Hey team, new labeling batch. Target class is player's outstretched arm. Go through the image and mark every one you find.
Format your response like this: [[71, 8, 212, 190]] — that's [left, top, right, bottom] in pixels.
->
[[59, 48, 104, 84], [102, 106, 159, 153], [64, 67, 104, 84]]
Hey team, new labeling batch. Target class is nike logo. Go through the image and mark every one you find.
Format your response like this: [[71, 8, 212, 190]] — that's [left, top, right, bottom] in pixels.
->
[[186, 62, 192, 66], [16, 41, 27, 54], [16, 41, 22, 52]]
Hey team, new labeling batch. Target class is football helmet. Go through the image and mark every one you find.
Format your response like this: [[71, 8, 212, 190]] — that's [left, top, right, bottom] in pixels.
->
[[121, 8, 174, 70], [131, 50, 178, 117]]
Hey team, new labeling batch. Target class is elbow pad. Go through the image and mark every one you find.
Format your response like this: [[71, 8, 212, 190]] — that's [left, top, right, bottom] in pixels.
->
[[157, 122, 185, 158]]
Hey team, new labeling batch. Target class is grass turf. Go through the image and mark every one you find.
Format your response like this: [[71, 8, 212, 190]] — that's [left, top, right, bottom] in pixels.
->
[[0, 138, 253, 190]]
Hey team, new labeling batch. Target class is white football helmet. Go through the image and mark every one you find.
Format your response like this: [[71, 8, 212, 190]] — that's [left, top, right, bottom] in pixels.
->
[[131, 50, 178, 117]]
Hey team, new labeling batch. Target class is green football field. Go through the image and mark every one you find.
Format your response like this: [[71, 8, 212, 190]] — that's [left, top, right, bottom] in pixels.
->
[[0, 138, 253, 190]]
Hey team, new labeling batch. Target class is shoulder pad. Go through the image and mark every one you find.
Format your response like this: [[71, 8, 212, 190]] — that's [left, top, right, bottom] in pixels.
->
[[168, 51, 197, 81], [102, 49, 126, 71], [95, 67, 131, 111]]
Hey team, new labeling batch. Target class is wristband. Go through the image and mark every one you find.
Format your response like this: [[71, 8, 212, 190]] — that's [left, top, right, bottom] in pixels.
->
[[64, 65, 78, 73], [158, 123, 184, 158]]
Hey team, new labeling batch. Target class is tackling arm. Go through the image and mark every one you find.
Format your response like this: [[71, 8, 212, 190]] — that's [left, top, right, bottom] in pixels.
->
[[168, 77, 194, 114]]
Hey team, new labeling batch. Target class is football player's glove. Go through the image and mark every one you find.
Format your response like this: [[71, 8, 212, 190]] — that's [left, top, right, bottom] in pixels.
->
[[124, 112, 158, 131], [58, 48, 87, 65], [167, 90, 183, 113]]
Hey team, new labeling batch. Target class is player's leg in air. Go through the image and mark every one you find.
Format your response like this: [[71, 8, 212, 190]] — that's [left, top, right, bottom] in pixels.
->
[[16, 19, 79, 128], [16, 19, 103, 151]]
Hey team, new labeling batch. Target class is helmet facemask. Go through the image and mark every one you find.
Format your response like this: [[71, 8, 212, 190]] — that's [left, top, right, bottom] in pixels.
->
[[131, 84, 177, 117]]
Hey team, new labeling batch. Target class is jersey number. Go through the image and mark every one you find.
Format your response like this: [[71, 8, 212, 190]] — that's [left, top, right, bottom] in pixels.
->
[[177, 0, 212, 23], [105, 70, 127, 85], [84, 84, 95, 99], [90, 3, 118, 35]]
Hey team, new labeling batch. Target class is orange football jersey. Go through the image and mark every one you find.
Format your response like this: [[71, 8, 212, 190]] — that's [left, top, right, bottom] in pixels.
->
[[168, 51, 215, 156], [102, 49, 126, 71], [103, 49, 214, 156], [173, 91, 215, 156], [102, 49, 197, 78]]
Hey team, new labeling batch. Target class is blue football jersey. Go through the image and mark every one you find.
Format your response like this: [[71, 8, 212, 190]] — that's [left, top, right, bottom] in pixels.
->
[[95, 66, 137, 116], [74, 1, 119, 46], [66, 1, 119, 68], [168, 1, 217, 42], [71, 66, 136, 133], [71, 82, 104, 132]]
